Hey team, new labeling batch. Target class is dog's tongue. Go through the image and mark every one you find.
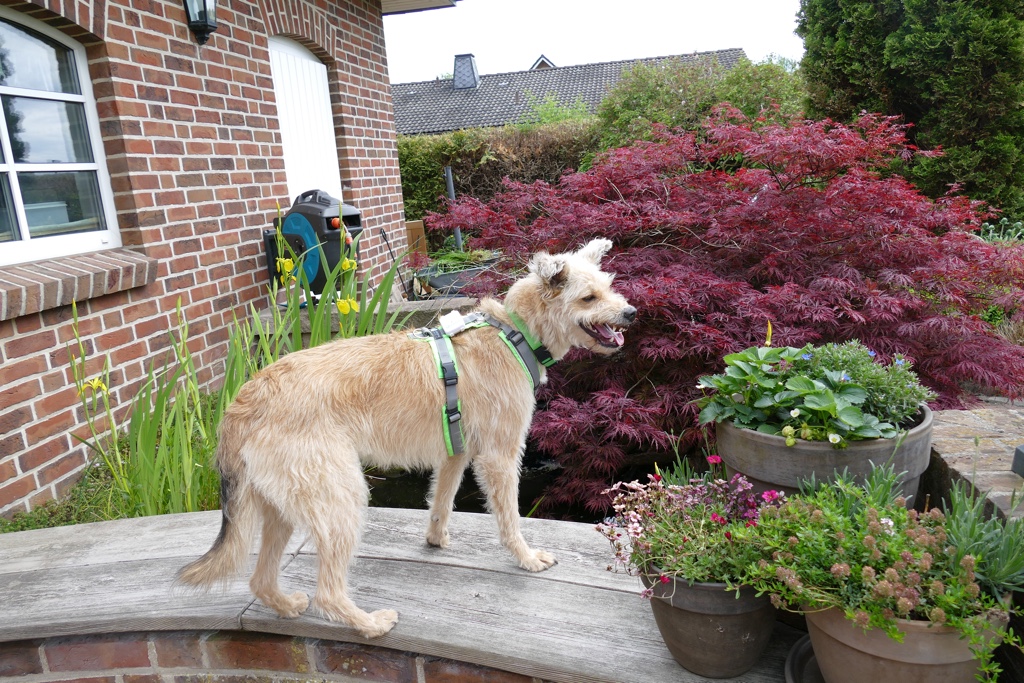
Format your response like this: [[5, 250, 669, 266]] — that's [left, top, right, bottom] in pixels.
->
[[599, 324, 625, 347]]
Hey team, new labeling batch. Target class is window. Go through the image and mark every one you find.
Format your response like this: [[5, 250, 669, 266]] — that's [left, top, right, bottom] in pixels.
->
[[0, 8, 119, 267]]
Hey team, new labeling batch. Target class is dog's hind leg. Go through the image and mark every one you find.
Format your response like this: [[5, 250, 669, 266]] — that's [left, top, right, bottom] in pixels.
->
[[473, 455, 556, 572], [249, 495, 308, 618], [425, 454, 469, 548], [304, 452, 398, 639]]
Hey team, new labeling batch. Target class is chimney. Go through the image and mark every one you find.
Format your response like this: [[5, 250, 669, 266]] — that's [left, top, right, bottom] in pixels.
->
[[453, 54, 480, 90]]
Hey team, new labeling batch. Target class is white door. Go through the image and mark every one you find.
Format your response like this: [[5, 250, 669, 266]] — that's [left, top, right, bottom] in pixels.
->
[[268, 37, 344, 205]]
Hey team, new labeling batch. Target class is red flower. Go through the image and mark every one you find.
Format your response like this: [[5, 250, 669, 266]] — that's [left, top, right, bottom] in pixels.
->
[[652, 473, 662, 482], [659, 574, 670, 584], [725, 531, 732, 541]]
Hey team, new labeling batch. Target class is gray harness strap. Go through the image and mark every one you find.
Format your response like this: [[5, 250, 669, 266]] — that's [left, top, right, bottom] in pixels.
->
[[408, 311, 555, 457]]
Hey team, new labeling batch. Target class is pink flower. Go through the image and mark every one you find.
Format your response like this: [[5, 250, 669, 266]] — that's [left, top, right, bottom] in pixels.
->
[[710, 512, 727, 525], [761, 490, 780, 503], [706, 455, 723, 465], [659, 574, 670, 584]]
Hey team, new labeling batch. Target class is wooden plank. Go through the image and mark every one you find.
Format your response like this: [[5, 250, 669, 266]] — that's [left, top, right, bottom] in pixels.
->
[[0, 558, 251, 640], [0, 511, 304, 573], [243, 554, 798, 683], [316, 506, 632, 592]]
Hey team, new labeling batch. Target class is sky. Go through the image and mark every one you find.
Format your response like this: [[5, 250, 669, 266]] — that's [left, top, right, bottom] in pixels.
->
[[382, 0, 805, 84]]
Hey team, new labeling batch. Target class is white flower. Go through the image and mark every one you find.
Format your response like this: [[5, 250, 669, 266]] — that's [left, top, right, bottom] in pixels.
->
[[790, 409, 801, 418], [828, 433, 841, 444], [880, 518, 895, 535]]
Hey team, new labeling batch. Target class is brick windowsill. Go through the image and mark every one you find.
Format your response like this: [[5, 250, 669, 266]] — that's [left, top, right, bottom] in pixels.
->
[[0, 248, 158, 321]]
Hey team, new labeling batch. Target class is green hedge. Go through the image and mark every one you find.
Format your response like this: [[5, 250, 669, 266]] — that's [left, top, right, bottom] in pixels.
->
[[397, 121, 600, 223]]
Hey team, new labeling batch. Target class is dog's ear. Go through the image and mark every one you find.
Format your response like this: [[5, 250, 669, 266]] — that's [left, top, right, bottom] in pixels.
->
[[529, 252, 568, 293], [576, 238, 613, 266]]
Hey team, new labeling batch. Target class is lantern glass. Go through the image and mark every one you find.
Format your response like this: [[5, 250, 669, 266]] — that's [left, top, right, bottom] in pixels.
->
[[182, 0, 218, 44]]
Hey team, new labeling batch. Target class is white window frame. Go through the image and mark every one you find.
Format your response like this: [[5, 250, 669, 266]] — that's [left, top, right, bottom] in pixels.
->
[[0, 6, 120, 267]]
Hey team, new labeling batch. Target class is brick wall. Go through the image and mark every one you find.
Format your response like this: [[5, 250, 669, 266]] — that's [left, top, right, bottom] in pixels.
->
[[0, 631, 543, 683], [0, 0, 408, 516]]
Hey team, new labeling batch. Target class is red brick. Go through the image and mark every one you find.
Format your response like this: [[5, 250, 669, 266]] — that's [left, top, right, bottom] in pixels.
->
[[0, 456, 17, 483], [21, 439, 75, 477], [45, 634, 150, 671], [0, 640, 43, 676], [313, 641, 416, 682], [0, 355, 47, 385], [0, 476, 35, 508], [205, 632, 308, 672], [36, 448, 82, 485], [421, 658, 535, 683], [151, 632, 203, 668], [5, 329, 57, 357]]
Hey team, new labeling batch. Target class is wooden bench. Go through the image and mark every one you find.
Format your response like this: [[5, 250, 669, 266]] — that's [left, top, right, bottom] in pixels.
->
[[0, 507, 799, 682]]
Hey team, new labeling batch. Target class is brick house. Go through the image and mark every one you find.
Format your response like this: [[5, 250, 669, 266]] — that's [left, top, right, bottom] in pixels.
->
[[0, 0, 454, 516]]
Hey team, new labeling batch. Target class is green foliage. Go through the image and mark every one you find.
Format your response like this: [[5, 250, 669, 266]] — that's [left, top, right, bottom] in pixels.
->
[[519, 92, 593, 125], [750, 466, 1015, 680], [797, 0, 1024, 217], [696, 341, 935, 448], [397, 122, 600, 222], [594, 55, 806, 150], [0, 465, 114, 532], [943, 481, 1024, 602], [980, 217, 1024, 244], [425, 248, 495, 274]]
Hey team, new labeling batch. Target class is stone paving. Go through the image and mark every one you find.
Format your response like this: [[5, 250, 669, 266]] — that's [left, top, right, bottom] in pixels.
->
[[931, 397, 1024, 519]]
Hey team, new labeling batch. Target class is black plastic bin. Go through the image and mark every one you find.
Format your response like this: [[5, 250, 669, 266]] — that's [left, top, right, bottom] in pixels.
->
[[263, 189, 362, 294]]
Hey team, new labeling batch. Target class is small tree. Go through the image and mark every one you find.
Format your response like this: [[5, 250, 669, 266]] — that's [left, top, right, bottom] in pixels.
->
[[798, 0, 1024, 216], [595, 55, 805, 150], [429, 110, 1024, 513]]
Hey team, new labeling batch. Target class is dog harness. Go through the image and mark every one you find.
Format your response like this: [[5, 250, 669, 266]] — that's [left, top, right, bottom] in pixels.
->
[[408, 310, 556, 457]]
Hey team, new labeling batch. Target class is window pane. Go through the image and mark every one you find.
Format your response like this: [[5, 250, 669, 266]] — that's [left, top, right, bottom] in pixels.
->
[[3, 97, 92, 163], [18, 171, 105, 238], [0, 175, 17, 242], [0, 18, 79, 94]]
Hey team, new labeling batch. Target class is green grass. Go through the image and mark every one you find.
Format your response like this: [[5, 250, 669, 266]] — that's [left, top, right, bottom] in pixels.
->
[[0, 466, 118, 533]]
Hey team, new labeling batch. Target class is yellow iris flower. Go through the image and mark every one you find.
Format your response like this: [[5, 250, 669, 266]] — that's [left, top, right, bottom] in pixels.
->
[[79, 377, 108, 396], [336, 298, 360, 315]]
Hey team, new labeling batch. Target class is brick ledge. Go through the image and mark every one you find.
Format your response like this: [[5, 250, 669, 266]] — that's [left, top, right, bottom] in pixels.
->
[[0, 248, 158, 321]]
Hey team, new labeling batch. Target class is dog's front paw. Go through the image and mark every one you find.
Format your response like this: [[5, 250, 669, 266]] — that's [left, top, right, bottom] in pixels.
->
[[519, 549, 557, 572], [358, 609, 399, 638], [426, 525, 450, 548]]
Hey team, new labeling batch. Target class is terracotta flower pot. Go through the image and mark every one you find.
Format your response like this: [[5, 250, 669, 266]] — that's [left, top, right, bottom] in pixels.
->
[[642, 574, 776, 678], [805, 606, 981, 683], [716, 405, 933, 503]]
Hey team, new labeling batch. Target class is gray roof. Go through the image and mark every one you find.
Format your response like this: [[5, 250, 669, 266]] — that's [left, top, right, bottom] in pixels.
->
[[391, 48, 747, 135]]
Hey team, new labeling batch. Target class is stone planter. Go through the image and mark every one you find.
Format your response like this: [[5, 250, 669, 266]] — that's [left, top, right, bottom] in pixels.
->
[[716, 405, 933, 502], [642, 574, 776, 678], [805, 606, 981, 683], [416, 257, 500, 297]]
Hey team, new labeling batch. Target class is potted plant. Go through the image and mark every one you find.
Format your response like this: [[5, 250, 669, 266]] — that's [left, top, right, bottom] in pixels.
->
[[597, 461, 784, 678], [751, 466, 1018, 683], [413, 247, 500, 297], [696, 339, 936, 500]]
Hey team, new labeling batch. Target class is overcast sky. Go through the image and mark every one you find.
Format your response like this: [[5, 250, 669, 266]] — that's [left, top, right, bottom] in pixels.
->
[[382, 0, 805, 84]]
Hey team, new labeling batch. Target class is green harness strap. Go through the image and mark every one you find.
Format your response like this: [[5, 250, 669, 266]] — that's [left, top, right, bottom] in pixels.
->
[[408, 310, 556, 457]]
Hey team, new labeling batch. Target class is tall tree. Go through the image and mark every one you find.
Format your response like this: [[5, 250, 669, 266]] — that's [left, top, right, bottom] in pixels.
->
[[798, 0, 1024, 216]]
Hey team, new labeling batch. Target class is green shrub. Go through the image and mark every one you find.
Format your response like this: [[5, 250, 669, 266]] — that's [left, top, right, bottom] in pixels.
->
[[594, 55, 805, 150], [397, 121, 600, 223]]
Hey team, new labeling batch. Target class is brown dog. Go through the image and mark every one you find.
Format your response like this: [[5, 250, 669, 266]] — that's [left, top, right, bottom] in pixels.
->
[[177, 238, 635, 638]]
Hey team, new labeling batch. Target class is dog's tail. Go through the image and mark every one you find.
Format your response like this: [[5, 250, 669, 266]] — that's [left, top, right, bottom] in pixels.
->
[[176, 432, 255, 589]]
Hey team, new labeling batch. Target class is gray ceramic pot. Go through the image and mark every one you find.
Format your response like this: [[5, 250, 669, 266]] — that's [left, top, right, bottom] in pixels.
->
[[642, 574, 776, 678], [716, 405, 933, 503]]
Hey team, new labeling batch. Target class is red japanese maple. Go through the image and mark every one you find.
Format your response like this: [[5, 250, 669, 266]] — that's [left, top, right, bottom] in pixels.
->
[[428, 110, 1024, 513]]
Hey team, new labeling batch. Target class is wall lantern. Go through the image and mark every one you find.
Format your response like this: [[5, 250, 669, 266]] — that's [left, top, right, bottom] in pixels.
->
[[183, 0, 218, 45]]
